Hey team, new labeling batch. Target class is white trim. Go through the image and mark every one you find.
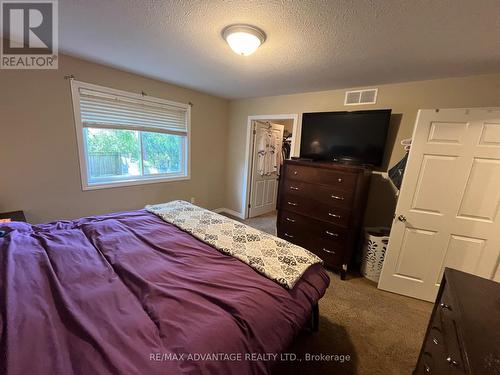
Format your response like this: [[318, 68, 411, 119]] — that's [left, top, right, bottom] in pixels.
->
[[213, 208, 245, 219], [83, 175, 190, 191], [70, 79, 191, 190], [186, 104, 192, 186], [242, 114, 299, 219]]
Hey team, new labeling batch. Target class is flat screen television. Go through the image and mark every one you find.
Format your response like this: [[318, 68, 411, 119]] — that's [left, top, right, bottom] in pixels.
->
[[299, 109, 392, 166]]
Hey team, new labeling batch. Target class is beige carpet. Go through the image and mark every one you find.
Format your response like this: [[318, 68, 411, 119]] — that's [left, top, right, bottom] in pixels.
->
[[223, 211, 433, 375], [238, 211, 278, 235]]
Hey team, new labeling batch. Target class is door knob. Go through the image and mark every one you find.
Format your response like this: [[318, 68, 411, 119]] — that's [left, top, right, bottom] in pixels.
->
[[397, 215, 407, 222]]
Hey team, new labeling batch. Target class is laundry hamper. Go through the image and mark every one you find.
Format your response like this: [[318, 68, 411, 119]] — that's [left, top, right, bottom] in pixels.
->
[[361, 227, 390, 283]]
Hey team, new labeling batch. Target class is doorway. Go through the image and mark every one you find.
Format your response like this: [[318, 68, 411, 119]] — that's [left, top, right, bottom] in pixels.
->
[[243, 114, 299, 220]]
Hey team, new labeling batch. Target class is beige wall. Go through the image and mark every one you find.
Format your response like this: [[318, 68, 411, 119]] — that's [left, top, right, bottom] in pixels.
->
[[0, 54, 229, 223], [226, 73, 500, 226], [3, 55, 500, 227]]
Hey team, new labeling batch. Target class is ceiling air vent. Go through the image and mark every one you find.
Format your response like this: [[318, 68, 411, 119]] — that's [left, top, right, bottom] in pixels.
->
[[344, 88, 378, 106]]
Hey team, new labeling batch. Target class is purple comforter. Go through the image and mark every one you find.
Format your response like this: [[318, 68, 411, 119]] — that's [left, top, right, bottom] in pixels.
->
[[0, 210, 329, 375]]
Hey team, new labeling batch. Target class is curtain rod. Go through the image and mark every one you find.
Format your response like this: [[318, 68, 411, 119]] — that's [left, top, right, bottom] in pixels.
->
[[64, 74, 194, 107]]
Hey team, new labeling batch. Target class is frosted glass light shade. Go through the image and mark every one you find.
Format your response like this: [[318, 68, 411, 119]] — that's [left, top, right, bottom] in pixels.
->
[[222, 25, 266, 56]]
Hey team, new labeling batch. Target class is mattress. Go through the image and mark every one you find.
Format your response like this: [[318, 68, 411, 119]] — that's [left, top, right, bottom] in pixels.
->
[[0, 209, 329, 375]]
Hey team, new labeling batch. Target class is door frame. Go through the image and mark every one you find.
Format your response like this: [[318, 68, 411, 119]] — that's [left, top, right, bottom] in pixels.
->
[[242, 114, 299, 219]]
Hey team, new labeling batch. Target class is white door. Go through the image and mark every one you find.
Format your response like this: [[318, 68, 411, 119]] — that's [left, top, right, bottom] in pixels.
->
[[378, 108, 500, 302], [249, 122, 284, 218]]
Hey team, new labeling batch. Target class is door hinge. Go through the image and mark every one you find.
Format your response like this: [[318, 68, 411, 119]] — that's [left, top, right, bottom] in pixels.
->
[[248, 203, 251, 208], [253, 129, 256, 135]]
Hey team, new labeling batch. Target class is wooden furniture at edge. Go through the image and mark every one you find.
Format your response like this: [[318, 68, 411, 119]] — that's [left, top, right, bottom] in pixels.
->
[[0, 210, 26, 222], [414, 268, 500, 374], [277, 159, 371, 279]]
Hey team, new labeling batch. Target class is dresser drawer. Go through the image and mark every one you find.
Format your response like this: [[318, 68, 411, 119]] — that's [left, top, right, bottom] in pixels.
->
[[278, 211, 348, 244], [426, 325, 445, 352], [277, 211, 308, 239], [280, 193, 351, 227], [283, 179, 354, 209], [416, 281, 466, 375], [284, 164, 357, 191], [419, 330, 465, 374], [308, 237, 344, 267], [419, 319, 468, 375], [416, 350, 451, 375], [416, 352, 435, 375], [276, 227, 308, 248], [277, 211, 309, 246], [438, 307, 465, 373], [314, 204, 351, 227], [415, 269, 500, 375], [437, 286, 466, 373], [438, 282, 454, 315], [314, 220, 348, 244], [418, 325, 450, 374], [277, 160, 372, 279], [277, 211, 347, 268]]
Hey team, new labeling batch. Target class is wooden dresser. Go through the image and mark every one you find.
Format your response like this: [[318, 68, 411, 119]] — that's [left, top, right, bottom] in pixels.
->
[[0, 210, 26, 222], [415, 268, 500, 374], [277, 159, 371, 279]]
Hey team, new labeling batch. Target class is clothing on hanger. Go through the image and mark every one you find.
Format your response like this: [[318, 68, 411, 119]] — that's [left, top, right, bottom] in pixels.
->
[[257, 129, 281, 176], [389, 153, 409, 190], [282, 136, 291, 160]]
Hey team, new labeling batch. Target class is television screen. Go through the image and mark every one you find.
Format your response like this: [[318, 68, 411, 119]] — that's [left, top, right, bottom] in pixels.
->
[[299, 109, 392, 166]]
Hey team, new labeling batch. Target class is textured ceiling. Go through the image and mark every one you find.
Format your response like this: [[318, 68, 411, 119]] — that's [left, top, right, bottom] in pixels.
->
[[57, 0, 500, 98]]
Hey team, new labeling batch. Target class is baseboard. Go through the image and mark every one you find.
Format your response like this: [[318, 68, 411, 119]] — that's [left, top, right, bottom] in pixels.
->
[[213, 207, 245, 219]]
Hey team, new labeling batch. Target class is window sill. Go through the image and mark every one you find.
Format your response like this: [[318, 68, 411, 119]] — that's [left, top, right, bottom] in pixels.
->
[[82, 174, 190, 191]]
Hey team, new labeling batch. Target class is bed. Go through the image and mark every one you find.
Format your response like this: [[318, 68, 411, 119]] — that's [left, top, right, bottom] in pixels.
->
[[0, 204, 330, 375]]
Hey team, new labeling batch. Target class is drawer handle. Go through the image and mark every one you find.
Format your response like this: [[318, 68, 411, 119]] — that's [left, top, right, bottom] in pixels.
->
[[424, 364, 430, 373], [337, 178, 343, 183], [446, 356, 459, 366], [290, 186, 299, 191], [293, 171, 298, 175], [322, 248, 336, 254], [325, 230, 339, 237], [285, 217, 296, 223], [287, 201, 298, 206], [440, 302, 452, 310], [328, 212, 341, 219], [432, 337, 438, 345], [331, 194, 344, 200], [284, 233, 294, 239]]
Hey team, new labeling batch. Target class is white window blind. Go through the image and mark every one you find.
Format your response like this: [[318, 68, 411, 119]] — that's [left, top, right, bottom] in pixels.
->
[[71, 80, 190, 190], [78, 87, 189, 136]]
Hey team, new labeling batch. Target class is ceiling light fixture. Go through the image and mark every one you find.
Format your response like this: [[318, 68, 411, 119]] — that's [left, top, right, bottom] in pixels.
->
[[222, 24, 266, 56]]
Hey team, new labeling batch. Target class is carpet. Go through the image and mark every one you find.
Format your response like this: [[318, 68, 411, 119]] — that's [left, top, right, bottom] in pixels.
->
[[223, 211, 433, 375]]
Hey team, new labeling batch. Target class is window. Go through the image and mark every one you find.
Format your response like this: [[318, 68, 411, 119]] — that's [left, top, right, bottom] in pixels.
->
[[71, 80, 190, 190]]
